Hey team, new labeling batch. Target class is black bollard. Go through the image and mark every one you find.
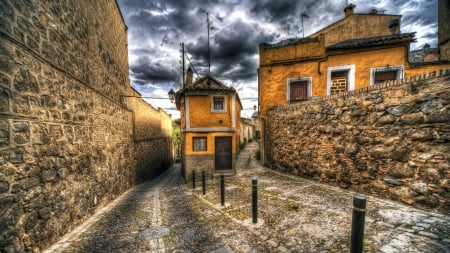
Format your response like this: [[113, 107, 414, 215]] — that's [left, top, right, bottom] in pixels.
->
[[350, 194, 366, 253], [252, 177, 258, 223], [192, 170, 196, 189], [220, 175, 225, 206], [202, 171, 206, 195]]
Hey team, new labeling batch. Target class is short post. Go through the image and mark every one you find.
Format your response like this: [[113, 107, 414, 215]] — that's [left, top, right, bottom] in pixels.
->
[[220, 174, 225, 206], [252, 177, 258, 223], [202, 171, 206, 195], [192, 170, 196, 189], [350, 194, 366, 253]]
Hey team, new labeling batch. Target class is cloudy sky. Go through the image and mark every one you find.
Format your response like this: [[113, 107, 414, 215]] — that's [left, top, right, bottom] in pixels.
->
[[116, 0, 437, 119]]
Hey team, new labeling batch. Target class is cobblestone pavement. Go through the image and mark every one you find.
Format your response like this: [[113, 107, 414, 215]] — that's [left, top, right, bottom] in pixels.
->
[[45, 141, 450, 253]]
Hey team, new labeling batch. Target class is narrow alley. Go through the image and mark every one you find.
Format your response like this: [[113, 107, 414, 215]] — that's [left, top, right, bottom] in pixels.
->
[[45, 141, 450, 252]]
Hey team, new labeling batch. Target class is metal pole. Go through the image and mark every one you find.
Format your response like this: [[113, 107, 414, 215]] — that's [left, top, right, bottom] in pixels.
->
[[252, 177, 258, 223], [220, 175, 225, 206], [181, 42, 185, 88], [350, 194, 366, 253], [206, 12, 211, 76], [202, 171, 206, 195], [192, 170, 196, 189], [301, 14, 304, 38]]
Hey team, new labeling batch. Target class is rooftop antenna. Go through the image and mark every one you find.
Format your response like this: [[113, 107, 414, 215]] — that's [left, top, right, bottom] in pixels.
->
[[301, 13, 309, 38], [180, 42, 185, 88], [200, 9, 211, 76]]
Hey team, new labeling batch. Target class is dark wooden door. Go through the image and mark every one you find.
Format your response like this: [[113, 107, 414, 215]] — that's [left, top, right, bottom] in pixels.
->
[[215, 137, 232, 171]]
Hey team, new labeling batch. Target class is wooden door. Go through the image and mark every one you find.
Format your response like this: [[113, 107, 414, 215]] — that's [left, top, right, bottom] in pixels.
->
[[215, 137, 232, 171]]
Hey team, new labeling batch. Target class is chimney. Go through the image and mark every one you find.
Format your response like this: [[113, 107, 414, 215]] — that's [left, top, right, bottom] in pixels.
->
[[344, 4, 356, 17], [186, 67, 193, 87]]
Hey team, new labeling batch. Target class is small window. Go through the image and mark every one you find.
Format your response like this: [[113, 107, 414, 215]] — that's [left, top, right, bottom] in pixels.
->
[[326, 65, 355, 95], [330, 70, 349, 95], [287, 77, 311, 103], [211, 96, 227, 112], [331, 71, 348, 78], [193, 137, 207, 151], [370, 65, 403, 85], [374, 71, 397, 83]]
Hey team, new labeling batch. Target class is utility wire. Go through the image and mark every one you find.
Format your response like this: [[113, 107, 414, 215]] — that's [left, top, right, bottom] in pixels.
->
[[184, 51, 201, 79]]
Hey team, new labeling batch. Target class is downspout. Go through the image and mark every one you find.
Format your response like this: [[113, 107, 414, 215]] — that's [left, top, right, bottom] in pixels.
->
[[257, 67, 264, 164]]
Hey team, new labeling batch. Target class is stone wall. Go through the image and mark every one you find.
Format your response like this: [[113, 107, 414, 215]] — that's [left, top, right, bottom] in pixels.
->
[[123, 94, 173, 182], [265, 69, 450, 214], [0, 0, 172, 252], [185, 154, 215, 180]]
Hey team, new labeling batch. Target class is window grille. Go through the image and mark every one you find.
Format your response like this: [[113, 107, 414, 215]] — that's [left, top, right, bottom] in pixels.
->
[[370, 65, 403, 85], [213, 96, 224, 110], [193, 137, 207, 151], [288, 78, 311, 103]]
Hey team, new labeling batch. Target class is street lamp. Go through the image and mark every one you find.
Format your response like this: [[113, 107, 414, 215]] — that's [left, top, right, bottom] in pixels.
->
[[168, 89, 175, 103]]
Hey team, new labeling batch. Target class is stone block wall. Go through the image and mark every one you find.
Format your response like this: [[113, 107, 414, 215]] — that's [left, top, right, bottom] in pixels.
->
[[123, 94, 173, 182], [0, 0, 172, 251], [265, 70, 450, 214]]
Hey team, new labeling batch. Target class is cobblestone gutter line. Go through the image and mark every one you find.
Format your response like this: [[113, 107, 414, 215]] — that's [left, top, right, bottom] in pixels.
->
[[148, 190, 165, 252]]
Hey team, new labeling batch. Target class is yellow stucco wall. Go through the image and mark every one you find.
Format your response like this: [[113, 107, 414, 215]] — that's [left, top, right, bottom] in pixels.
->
[[406, 63, 450, 77], [326, 47, 407, 89], [259, 40, 325, 65], [189, 95, 233, 128], [259, 46, 408, 116], [181, 93, 241, 157], [313, 14, 401, 47], [185, 132, 236, 156]]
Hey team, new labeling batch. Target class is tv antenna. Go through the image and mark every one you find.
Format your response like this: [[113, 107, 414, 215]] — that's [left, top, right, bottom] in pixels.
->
[[200, 8, 213, 76], [301, 13, 309, 38]]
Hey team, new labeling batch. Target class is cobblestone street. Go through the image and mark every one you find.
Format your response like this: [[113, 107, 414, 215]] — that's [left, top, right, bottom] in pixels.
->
[[45, 141, 450, 253]]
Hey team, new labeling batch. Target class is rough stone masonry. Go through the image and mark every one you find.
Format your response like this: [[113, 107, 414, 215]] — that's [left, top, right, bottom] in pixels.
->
[[0, 0, 172, 252], [266, 70, 450, 214]]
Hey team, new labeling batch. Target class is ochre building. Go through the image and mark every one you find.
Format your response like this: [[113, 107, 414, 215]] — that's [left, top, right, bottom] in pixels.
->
[[175, 69, 242, 181], [258, 4, 450, 162]]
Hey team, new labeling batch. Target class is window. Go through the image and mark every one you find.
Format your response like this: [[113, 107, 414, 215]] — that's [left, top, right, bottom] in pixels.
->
[[287, 77, 311, 103], [211, 96, 227, 112], [330, 70, 349, 95], [375, 71, 397, 83], [370, 65, 403, 85], [326, 65, 355, 95], [193, 137, 207, 151]]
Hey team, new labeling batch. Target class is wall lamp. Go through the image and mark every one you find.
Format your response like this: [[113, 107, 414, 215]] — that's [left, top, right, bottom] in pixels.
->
[[168, 89, 175, 103]]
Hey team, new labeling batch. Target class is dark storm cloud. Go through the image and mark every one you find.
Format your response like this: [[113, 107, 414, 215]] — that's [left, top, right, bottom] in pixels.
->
[[365, 0, 437, 48], [250, 0, 299, 22], [129, 56, 180, 85], [117, 0, 437, 118], [183, 17, 276, 82]]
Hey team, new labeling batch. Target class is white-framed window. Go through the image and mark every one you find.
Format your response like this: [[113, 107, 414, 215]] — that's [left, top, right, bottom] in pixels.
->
[[193, 137, 207, 151], [211, 95, 227, 113], [327, 65, 355, 95], [286, 77, 312, 103], [370, 65, 403, 85]]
